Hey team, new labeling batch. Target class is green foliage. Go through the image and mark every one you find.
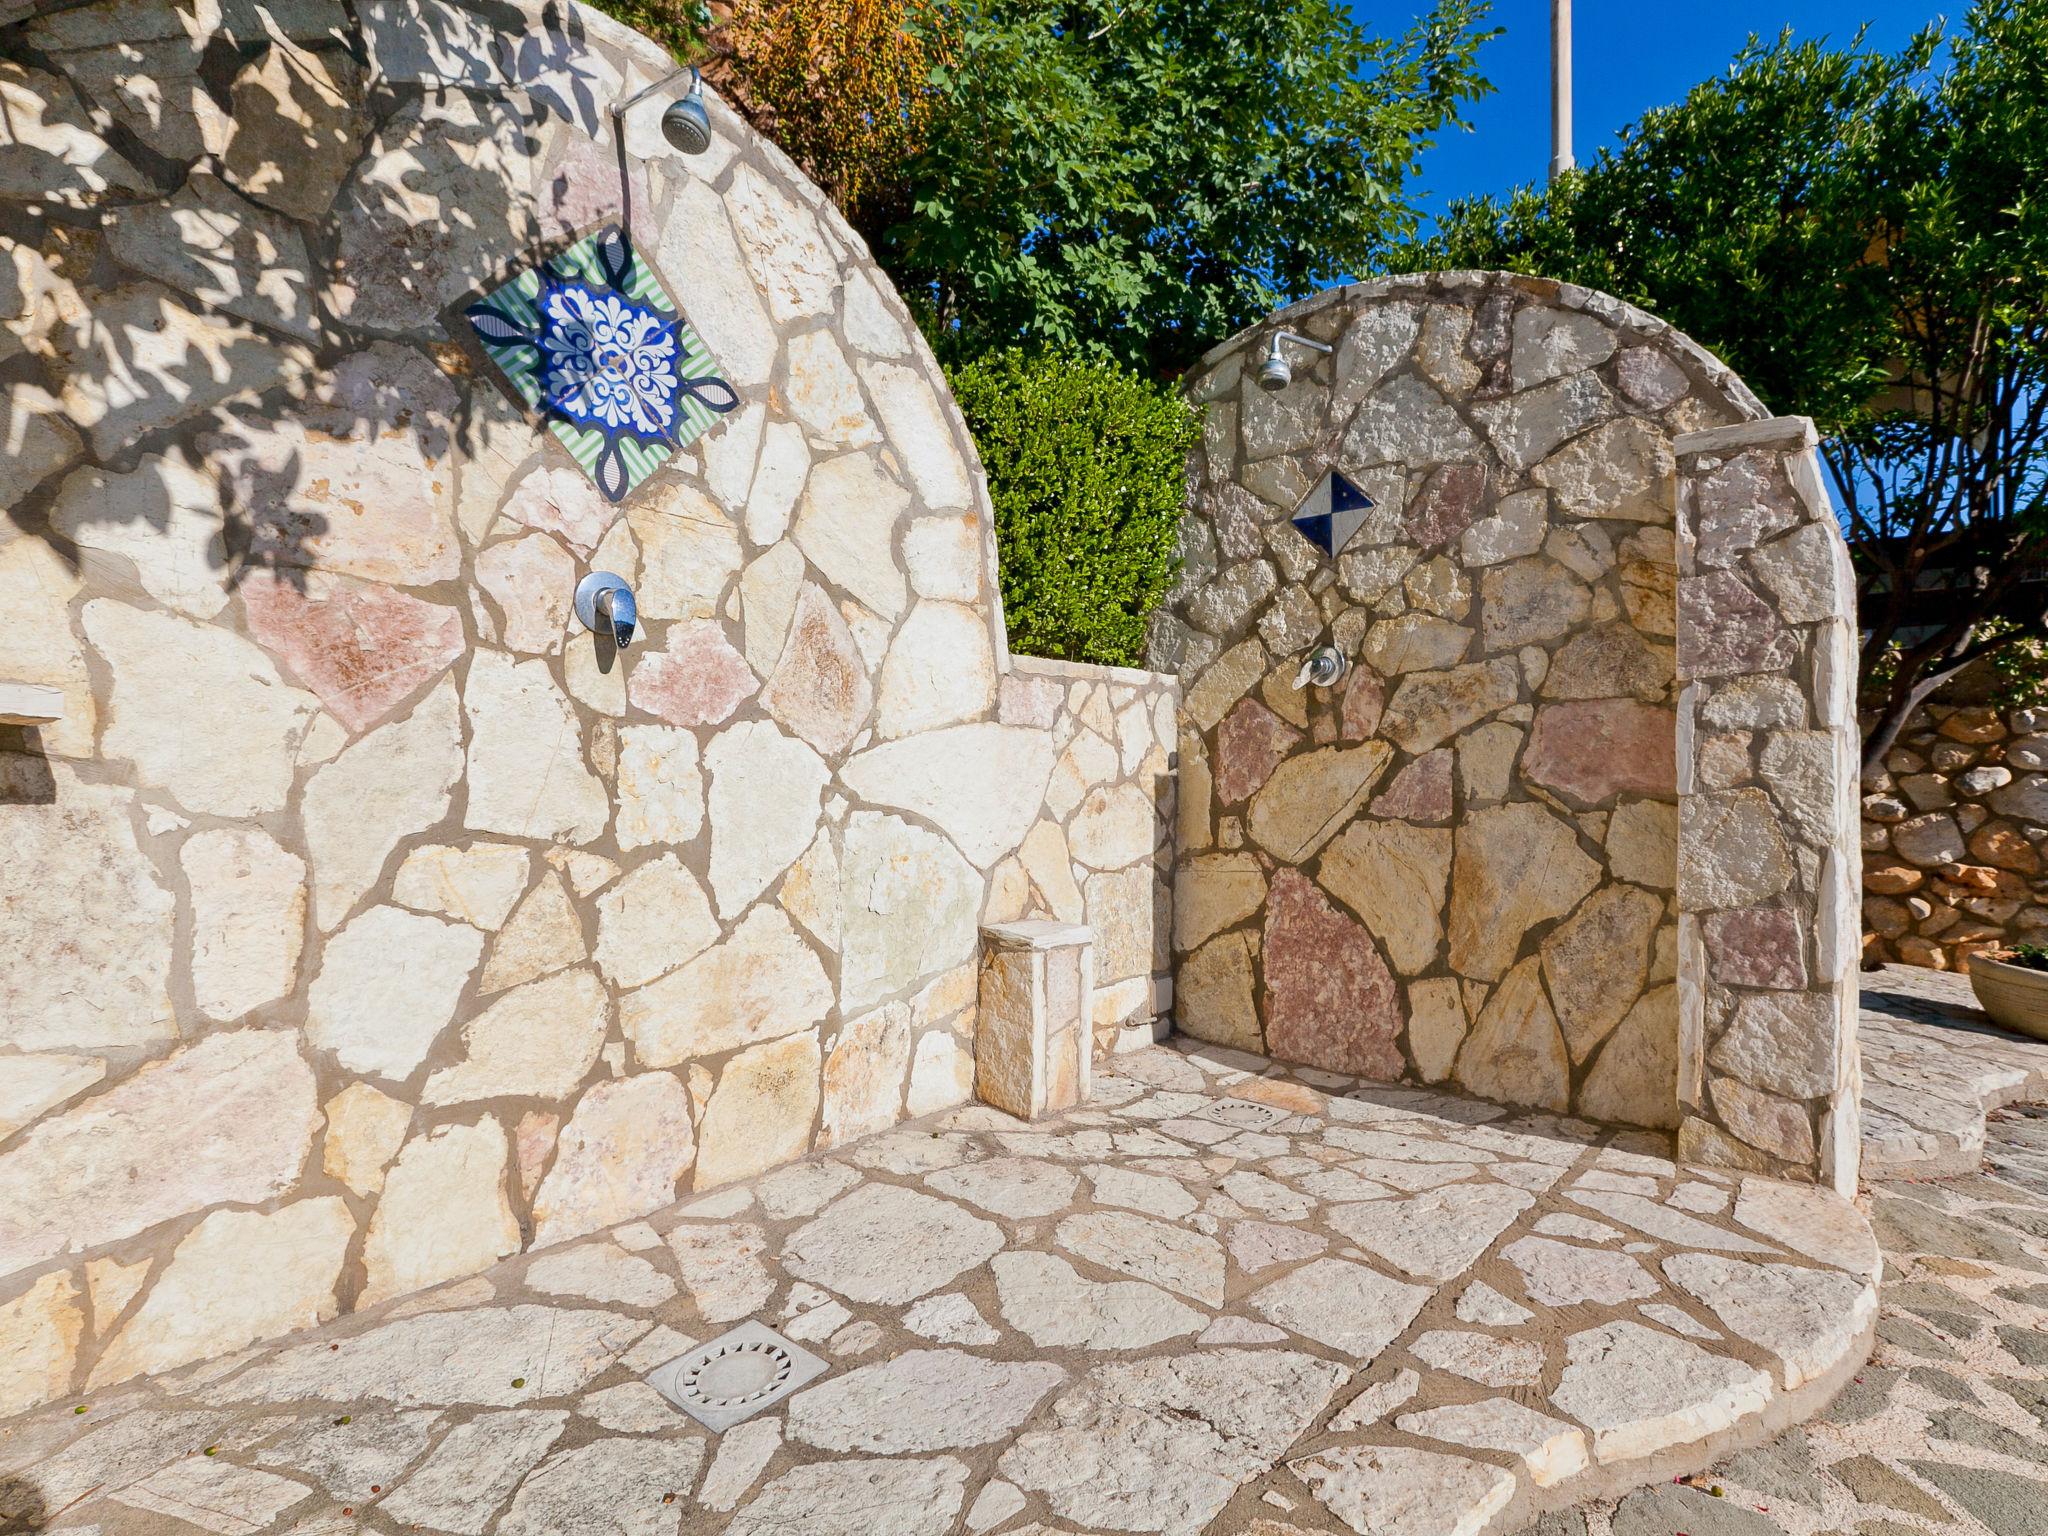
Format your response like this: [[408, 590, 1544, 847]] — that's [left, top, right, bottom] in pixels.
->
[[948, 349, 1198, 665], [2003, 943, 2048, 972], [1400, 27, 1916, 433], [587, 0, 1495, 374], [888, 0, 1496, 374], [1986, 622, 2048, 709], [1874, 615, 2048, 708], [581, 0, 710, 62], [1391, 1, 2048, 767]]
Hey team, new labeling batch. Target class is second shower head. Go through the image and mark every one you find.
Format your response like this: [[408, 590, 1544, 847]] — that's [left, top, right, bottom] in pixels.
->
[[1257, 329, 1335, 392]]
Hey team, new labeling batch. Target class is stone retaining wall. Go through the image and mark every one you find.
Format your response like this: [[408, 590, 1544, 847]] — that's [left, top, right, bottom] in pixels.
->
[[1862, 700, 2048, 969], [0, 0, 1172, 1417], [1159, 272, 1766, 1132]]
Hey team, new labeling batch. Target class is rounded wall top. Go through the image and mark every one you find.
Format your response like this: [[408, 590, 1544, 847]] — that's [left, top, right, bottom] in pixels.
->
[[1157, 269, 1769, 680], [1192, 271, 1768, 424]]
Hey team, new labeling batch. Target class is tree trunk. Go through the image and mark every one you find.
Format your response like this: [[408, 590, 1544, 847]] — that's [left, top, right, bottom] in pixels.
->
[[1860, 671, 1949, 781]]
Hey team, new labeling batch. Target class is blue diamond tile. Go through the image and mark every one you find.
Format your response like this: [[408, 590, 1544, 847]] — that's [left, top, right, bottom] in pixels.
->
[[1290, 471, 1377, 558]]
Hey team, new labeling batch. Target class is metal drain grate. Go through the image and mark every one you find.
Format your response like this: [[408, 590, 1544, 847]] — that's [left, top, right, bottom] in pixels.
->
[[645, 1320, 829, 1431], [1186, 1096, 1294, 1131]]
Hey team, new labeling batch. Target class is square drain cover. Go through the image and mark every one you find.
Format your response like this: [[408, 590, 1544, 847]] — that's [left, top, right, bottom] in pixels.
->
[[645, 1320, 828, 1431], [1187, 1097, 1293, 1131]]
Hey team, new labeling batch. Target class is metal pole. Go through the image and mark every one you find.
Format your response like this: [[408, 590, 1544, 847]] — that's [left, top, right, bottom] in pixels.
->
[[1549, 0, 1574, 180]]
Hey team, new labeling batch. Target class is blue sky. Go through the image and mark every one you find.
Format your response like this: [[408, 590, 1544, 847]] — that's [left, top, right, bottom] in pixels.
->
[[1396, 0, 1949, 226]]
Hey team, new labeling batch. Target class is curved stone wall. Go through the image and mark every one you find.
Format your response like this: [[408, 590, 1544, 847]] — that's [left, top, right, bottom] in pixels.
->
[[1159, 274, 1764, 1129], [0, 0, 1173, 1413]]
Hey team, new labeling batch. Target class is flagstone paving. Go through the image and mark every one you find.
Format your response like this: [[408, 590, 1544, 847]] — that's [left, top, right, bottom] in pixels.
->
[[1857, 965, 2048, 1179], [0, 1042, 1878, 1536], [1537, 1100, 2048, 1536]]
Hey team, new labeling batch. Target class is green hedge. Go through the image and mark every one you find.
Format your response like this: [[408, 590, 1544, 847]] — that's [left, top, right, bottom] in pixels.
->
[[947, 349, 1197, 668]]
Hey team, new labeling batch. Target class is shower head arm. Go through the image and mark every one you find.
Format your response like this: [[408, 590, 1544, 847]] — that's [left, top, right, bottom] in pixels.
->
[[1269, 330, 1333, 358], [1255, 328, 1334, 392], [613, 64, 700, 120]]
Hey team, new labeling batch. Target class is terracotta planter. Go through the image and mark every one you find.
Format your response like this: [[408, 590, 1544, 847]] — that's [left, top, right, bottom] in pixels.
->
[[1968, 954, 2048, 1042]]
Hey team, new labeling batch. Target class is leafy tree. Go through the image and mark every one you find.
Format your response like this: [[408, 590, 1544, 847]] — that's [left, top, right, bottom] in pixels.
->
[[1398, 1, 2048, 774], [720, 0, 958, 218], [948, 349, 1198, 664], [594, 0, 1494, 374], [583, 0, 952, 219], [895, 0, 1495, 374]]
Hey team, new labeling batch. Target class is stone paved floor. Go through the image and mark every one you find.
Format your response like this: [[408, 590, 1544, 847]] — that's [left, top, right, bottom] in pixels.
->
[[0, 1043, 1879, 1536], [1858, 966, 2048, 1179], [1540, 966, 2048, 1536], [1547, 1102, 2048, 1536]]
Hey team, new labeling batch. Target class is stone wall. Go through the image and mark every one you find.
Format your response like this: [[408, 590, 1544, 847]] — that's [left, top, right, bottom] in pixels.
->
[[988, 655, 1176, 1057], [1863, 700, 2048, 969], [1672, 418, 1863, 1196], [0, 0, 1172, 1417], [1159, 272, 1768, 1132]]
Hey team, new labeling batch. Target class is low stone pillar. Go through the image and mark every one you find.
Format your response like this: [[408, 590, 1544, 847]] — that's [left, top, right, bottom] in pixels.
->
[[976, 921, 1094, 1120], [1673, 416, 1862, 1195]]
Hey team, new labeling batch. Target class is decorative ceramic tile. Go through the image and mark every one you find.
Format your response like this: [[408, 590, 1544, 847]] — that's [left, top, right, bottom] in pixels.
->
[[1291, 470, 1377, 558], [466, 223, 738, 502]]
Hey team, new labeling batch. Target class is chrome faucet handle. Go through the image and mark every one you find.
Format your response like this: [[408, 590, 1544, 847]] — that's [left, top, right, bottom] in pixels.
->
[[598, 584, 636, 649], [575, 572, 637, 650]]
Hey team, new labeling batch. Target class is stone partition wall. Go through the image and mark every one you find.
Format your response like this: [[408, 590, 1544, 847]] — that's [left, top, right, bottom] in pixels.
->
[[1673, 417, 1862, 1194], [0, 0, 1172, 1416], [1160, 272, 1774, 1133], [1863, 698, 2048, 969], [987, 655, 1177, 1057]]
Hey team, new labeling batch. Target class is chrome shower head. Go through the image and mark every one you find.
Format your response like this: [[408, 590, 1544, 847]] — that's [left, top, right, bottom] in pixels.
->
[[1256, 329, 1334, 393], [1257, 336, 1292, 392], [659, 73, 712, 155], [614, 66, 713, 158]]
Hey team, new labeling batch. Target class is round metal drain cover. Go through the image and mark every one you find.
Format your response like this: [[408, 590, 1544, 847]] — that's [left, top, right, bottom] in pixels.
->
[[687, 1339, 793, 1408]]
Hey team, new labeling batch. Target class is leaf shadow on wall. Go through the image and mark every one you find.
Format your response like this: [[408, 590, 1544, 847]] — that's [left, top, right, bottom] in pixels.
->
[[3, 0, 637, 620]]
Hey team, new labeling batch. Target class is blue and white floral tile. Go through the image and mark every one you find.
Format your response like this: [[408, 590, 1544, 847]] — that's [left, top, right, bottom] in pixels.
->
[[466, 223, 739, 502]]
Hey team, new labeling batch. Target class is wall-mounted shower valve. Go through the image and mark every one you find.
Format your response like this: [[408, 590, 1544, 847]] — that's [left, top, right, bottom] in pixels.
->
[[576, 572, 637, 650], [1293, 645, 1349, 690]]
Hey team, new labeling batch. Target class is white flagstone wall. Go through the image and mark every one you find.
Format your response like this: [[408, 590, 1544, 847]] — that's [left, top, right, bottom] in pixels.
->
[[1161, 274, 1760, 1127], [0, 0, 1171, 1415]]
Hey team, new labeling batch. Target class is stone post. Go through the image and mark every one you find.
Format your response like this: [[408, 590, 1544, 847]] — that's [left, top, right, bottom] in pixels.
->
[[1673, 417, 1862, 1194], [975, 921, 1095, 1120]]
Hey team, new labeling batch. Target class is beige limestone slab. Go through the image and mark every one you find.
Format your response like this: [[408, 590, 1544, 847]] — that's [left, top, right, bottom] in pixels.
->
[[301, 677, 463, 932], [1550, 1319, 1774, 1463], [361, 1117, 520, 1305], [533, 1072, 696, 1248], [321, 1082, 411, 1198], [0, 1030, 317, 1281], [91, 1198, 353, 1387], [693, 1032, 822, 1190]]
